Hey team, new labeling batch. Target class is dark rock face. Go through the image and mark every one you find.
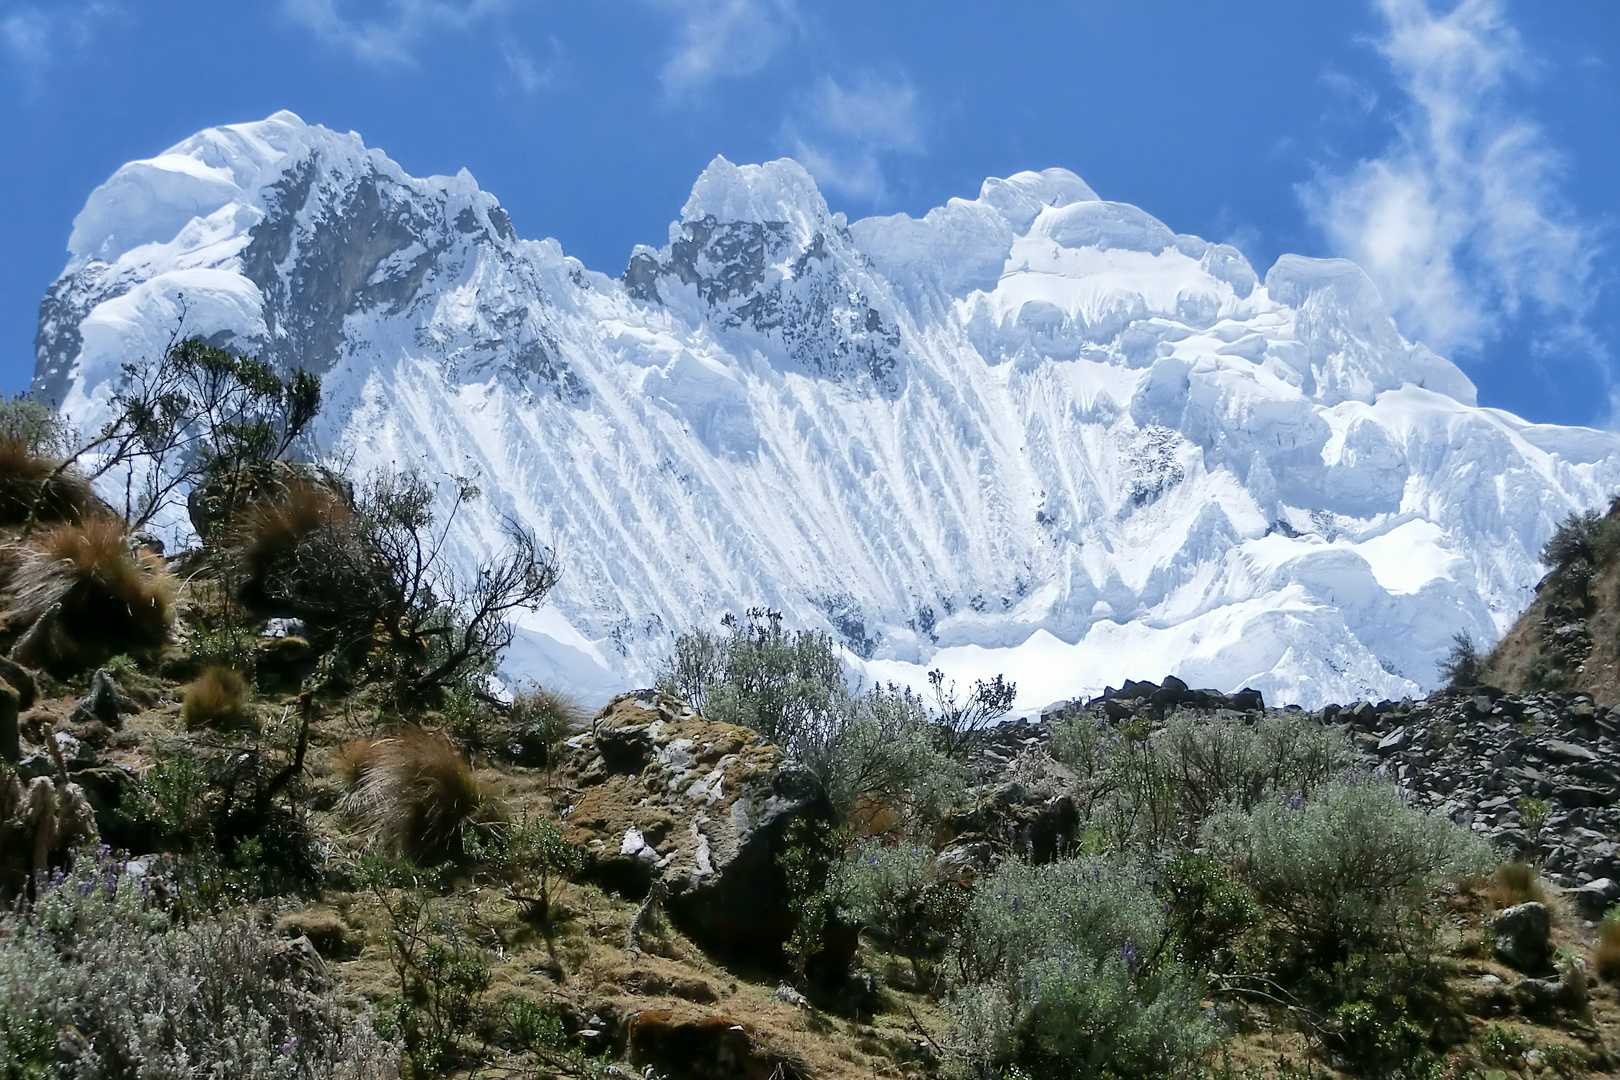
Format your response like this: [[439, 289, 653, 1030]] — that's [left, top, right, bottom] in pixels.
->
[[624, 213, 907, 391], [626, 1009, 800, 1080]]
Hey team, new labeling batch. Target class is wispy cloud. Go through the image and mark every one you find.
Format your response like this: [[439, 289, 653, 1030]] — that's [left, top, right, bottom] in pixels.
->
[[281, 0, 509, 67], [0, 2, 116, 89], [1301, 0, 1599, 361], [784, 73, 922, 202], [646, 0, 794, 96], [501, 33, 560, 94]]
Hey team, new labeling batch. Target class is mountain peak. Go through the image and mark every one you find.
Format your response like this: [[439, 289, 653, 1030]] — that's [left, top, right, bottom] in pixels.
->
[[978, 167, 1100, 233], [681, 156, 835, 238]]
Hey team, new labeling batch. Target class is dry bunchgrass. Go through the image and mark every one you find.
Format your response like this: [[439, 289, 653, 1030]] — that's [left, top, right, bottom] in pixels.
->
[[336, 738, 379, 789], [1597, 910, 1620, 982], [1491, 861, 1546, 907], [183, 666, 249, 728], [507, 686, 588, 772], [0, 517, 175, 656], [228, 479, 352, 577], [0, 436, 99, 526], [344, 726, 496, 861]]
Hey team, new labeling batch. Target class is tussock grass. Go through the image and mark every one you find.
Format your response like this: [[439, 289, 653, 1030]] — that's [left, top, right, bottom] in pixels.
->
[[1490, 861, 1546, 907], [337, 738, 379, 788], [1596, 909, 1620, 983], [507, 685, 588, 771], [0, 436, 98, 526], [228, 478, 352, 579], [344, 726, 496, 861], [182, 666, 249, 728], [0, 517, 175, 660]]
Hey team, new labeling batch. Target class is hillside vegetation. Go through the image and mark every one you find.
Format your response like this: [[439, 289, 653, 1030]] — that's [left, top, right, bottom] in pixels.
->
[[1483, 501, 1620, 702], [3, 359, 1620, 1080]]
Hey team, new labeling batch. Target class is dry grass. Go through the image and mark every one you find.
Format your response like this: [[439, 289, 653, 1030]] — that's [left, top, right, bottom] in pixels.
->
[[183, 666, 249, 728], [227, 479, 352, 578], [0, 517, 175, 658], [337, 737, 379, 788], [507, 686, 589, 770], [1489, 861, 1546, 907], [1597, 911, 1620, 983], [0, 436, 99, 526], [344, 726, 497, 861]]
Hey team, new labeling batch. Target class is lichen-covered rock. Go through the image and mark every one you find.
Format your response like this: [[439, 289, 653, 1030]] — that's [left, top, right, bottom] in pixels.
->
[[559, 691, 833, 964]]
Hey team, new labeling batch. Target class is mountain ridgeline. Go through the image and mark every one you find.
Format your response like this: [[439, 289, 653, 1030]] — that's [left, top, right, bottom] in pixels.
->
[[33, 112, 1620, 707]]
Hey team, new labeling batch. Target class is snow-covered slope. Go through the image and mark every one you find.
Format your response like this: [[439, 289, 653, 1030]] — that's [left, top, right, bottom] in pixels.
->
[[34, 112, 1620, 709]]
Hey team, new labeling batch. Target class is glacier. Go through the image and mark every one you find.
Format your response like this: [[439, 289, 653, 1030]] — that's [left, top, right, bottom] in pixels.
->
[[31, 111, 1620, 711]]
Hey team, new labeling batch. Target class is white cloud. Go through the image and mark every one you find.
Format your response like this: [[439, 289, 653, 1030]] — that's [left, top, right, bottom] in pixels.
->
[[1301, 0, 1598, 359], [281, 0, 509, 66], [646, 0, 794, 95], [0, 2, 115, 87], [785, 73, 922, 202]]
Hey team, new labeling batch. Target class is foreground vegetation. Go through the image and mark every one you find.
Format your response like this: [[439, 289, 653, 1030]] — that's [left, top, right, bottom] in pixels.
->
[[2, 351, 1619, 1079]]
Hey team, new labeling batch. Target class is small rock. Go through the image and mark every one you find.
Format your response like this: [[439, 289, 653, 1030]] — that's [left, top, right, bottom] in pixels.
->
[[772, 983, 810, 1010], [1555, 785, 1615, 809], [1570, 877, 1620, 917], [1493, 901, 1552, 972], [1540, 739, 1600, 764], [1376, 728, 1411, 755], [68, 669, 138, 729]]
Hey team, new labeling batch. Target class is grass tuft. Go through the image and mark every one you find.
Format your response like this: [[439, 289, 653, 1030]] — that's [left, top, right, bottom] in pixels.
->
[[505, 685, 588, 771], [1596, 908, 1620, 983], [0, 517, 175, 664], [344, 726, 496, 861], [182, 666, 249, 728], [0, 436, 99, 526], [227, 478, 352, 580], [1491, 861, 1545, 907]]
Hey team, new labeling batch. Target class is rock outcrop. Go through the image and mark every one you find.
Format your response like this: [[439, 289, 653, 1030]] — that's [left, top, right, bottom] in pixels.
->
[[559, 692, 834, 964]]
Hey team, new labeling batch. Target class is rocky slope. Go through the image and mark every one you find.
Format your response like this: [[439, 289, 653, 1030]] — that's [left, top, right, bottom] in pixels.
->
[[33, 112, 1620, 708]]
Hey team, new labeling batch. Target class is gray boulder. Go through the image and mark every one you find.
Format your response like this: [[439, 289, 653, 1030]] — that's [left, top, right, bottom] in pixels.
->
[[1492, 901, 1552, 972]]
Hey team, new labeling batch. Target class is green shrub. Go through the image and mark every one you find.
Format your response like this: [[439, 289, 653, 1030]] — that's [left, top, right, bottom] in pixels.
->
[[468, 811, 585, 925], [657, 608, 845, 742], [1203, 778, 1491, 964], [1439, 631, 1482, 690], [359, 858, 491, 1077], [116, 728, 321, 903], [1160, 851, 1259, 970], [947, 854, 1219, 1080], [257, 470, 559, 708], [1056, 710, 1348, 851], [0, 849, 396, 1079], [926, 667, 1016, 757], [831, 839, 965, 988], [660, 613, 966, 834], [801, 682, 967, 832]]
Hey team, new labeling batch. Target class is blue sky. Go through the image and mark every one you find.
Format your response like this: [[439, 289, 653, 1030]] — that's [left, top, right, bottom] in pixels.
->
[[0, 0, 1615, 427]]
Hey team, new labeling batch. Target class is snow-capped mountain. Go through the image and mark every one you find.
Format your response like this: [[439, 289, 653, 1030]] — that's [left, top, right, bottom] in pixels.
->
[[33, 112, 1620, 709]]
